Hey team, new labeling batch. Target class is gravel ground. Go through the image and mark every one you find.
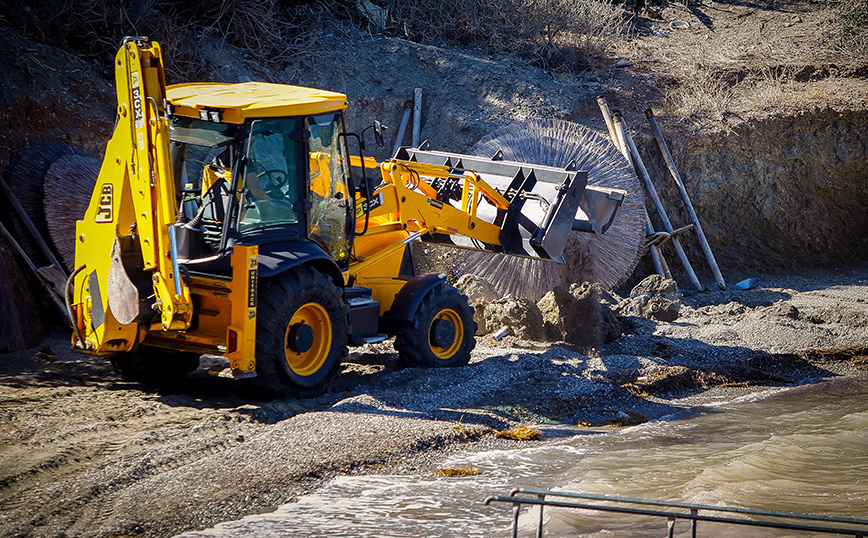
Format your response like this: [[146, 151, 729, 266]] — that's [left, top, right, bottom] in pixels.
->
[[0, 266, 866, 537]]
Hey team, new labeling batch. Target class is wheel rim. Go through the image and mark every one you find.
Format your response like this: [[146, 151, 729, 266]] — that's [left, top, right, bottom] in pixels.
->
[[285, 302, 332, 376], [428, 308, 463, 359]]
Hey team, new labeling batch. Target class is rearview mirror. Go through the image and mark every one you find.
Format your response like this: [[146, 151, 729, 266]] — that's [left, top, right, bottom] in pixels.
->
[[373, 121, 385, 147]]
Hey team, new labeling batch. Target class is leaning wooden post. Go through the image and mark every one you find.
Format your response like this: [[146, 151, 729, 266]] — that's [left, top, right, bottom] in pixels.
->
[[412, 88, 423, 148], [391, 99, 414, 158], [615, 113, 704, 291], [610, 110, 668, 279], [596, 95, 622, 153], [0, 175, 68, 279], [645, 108, 726, 290]]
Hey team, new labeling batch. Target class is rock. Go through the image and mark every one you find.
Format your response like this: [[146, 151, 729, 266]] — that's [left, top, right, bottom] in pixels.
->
[[630, 274, 680, 301], [569, 283, 623, 347], [455, 274, 499, 304], [537, 286, 577, 342], [536, 284, 622, 348], [765, 301, 799, 319], [483, 297, 545, 341], [617, 275, 682, 322], [455, 274, 500, 335]]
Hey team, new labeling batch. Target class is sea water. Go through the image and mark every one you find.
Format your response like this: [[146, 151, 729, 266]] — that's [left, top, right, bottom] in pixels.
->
[[178, 378, 868, 537]]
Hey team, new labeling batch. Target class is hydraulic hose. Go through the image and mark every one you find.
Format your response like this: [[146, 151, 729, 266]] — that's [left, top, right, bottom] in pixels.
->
[[64, 264, 87, 349]]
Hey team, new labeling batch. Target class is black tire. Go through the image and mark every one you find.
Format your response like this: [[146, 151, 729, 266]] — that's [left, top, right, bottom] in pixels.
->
[[394, 285, 476, 367], [110, 345, 200, 386], [254, 265, 348, 397]]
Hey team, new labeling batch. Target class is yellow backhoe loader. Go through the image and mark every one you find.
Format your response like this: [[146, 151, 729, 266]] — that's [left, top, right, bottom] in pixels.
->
[[66, 38, 626, 395]]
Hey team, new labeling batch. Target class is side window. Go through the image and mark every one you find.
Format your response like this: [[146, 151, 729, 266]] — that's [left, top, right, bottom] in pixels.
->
[[239, 119, 300, 231], [306, 114, 351, 264]]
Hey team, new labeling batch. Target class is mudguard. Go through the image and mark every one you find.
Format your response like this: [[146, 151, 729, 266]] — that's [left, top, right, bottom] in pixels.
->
[[257, 240, 344, 287], [384, 273, 447, 322]]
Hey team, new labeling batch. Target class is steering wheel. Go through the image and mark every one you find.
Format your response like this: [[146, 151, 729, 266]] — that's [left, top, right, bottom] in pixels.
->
[[256, 169, 289, 198]]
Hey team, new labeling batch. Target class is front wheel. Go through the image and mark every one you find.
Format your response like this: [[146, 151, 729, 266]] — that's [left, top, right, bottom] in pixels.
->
[[255, 266, 348, 397], [395, 285, 476, 367]]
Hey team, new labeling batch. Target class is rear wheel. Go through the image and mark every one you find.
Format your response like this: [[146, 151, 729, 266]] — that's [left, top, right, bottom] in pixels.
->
[[395, 285, 476, 367], [255, 266, 348, 397]]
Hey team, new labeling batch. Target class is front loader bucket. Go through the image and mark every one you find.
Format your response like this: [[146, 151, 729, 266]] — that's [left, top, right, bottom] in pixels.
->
[[394, 148, 626, 263]]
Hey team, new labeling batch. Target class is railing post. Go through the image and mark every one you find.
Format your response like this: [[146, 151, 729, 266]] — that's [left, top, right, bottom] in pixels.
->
[[667, 517, 676, 538], [512, 502, 521, 538], [691, 509, 698, 538], [537, 494, 546, 538]]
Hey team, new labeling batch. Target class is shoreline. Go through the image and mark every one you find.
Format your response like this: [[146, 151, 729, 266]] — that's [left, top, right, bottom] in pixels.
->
[[0, 268, 866, 537]]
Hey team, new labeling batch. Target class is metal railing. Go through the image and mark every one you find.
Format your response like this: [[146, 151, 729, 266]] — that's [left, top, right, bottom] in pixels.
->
[[484, 488, 868, 538]]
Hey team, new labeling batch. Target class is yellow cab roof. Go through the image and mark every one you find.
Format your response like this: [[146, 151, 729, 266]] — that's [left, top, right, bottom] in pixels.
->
[[167, 82, 348, 124]]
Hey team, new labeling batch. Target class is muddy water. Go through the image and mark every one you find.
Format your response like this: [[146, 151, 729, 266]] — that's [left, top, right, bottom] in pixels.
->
[[178, 379, 868, 538]]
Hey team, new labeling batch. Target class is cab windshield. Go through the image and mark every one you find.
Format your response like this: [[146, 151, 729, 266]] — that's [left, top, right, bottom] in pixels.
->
[[239, 118, 301, 232], [169, 113, 352, 262]]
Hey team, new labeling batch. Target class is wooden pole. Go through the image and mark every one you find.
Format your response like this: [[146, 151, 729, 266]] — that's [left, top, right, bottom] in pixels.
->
[[608, 109, 668, 280], [412, 88, 423, 148], [0, 220, 67, 317], [0, 175, 68, 279], [596, 96, 622, 153], [391, 99, 414, 158], [645, 108, 726, 290], [615, 113, 704, 291]]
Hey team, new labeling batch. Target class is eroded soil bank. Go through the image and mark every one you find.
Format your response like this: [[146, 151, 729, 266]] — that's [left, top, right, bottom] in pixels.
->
[[1, 267, 866, 537]]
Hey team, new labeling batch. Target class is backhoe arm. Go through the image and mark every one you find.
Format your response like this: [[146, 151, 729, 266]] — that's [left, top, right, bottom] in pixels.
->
[[72, 38, 192, 352], [117, 38, 193, 331]]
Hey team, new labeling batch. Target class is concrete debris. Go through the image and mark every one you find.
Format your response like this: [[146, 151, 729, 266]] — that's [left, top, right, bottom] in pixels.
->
[[617, 274, 682, 322], [455, 273, 500, 335], [457, 274, 623, 345], [629, 274, 681, 301]]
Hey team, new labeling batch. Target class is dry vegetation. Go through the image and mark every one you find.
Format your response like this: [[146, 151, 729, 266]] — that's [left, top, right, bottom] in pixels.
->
[[434, 467, 481, 477], [0, 0, 631, 80], [371, 0, 631, 71], [0, 0, 323, 82], [829, 0, 868, 59], [631, 0, 868, 127], [494, 424, 543, 440]]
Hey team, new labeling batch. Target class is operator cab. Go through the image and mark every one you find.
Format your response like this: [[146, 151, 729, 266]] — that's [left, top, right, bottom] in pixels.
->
[[165, 82, 355, 271]]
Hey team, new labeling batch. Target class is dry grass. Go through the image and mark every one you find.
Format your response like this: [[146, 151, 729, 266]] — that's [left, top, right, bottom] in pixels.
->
[[1, 0, 631, 78], [829, 0, 868, 59], [372, 0, 631, 71], [665, 63, 734, 121], [664, 63, 809, 124], [0, 0, 321, 82], [494, 424, 542, 440]]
